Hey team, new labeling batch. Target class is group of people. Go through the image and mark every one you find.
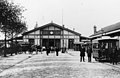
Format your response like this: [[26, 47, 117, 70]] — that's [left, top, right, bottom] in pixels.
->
[[79, 44, 119, 65], [45, 45, 92, 62], [80, 45, 119, 64], [25, 44, 119, 65], [46, 47, 60, 56], [80, 45, 92, 62], [100, 44, 119, 65]]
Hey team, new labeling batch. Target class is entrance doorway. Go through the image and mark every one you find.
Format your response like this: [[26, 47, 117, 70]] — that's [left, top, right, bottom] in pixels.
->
[[29, 39, 34, 45], [68, 39, 74, 49], [49, 39, 54, 47], [42, 39, 60, 48]]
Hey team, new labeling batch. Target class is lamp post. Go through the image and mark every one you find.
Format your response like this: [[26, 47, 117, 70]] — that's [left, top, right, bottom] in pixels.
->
[[62, 25, 65, 53]]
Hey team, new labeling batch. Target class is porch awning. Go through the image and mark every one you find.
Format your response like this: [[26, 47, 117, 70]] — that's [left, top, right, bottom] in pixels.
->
[[74, 42, 84, 44]]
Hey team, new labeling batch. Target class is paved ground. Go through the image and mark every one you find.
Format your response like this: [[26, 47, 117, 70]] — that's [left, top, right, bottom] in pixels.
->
[[0, 53, 33, 72], [0, 51, 120, 78]]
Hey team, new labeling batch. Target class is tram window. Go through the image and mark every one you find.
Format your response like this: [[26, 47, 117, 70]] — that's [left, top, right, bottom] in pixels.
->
[[93, 43, 99, 49], [105, 43, 108, 49]]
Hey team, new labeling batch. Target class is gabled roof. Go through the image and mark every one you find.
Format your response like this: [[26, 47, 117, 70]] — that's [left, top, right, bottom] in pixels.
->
[[22, 22, 81, 36], [90, 22, 120, 38]]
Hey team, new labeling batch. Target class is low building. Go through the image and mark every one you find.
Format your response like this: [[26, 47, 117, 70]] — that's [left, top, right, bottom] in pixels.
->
[[90, 22, 120, 48], [22, 22, 88, 49]]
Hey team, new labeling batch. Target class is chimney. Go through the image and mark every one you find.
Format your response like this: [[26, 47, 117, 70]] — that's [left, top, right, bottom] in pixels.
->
[[73, 28, 75, 31], [63, 25, 64, 28], [94, 25, 97, 34]]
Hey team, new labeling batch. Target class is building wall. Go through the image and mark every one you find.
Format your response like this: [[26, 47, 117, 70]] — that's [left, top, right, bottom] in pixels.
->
[[23, 26, 80, 49]]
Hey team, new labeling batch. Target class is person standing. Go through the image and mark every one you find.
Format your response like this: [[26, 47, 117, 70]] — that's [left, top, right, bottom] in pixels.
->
[[29, 44, 33, 54], [112, 46, 118, 65], [46, 47, 50, 56], [87, 45, 92, 62], [80, 45, 85, 62], [56, 47, 59, 56]]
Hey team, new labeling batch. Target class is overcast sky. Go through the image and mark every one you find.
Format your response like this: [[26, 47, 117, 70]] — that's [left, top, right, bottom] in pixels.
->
[[11, 0, 120, 37]]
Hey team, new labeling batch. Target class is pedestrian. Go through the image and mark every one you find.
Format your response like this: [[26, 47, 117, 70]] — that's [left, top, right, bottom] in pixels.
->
[[62, 47, 66, 53], [87, 45, 92, 62], [29, 44, 33, 54], [80, 45, 85, 62], [39, 46, 42, 54], [32, 45, 38, 54], [56, 47, 59, 56], [112, 46, 118, 65], [46, 47, 50, 56], [109, 48, 113, 64]]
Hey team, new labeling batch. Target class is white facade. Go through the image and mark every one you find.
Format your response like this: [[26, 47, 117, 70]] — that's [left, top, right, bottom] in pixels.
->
[[23, 23, 81, 49]]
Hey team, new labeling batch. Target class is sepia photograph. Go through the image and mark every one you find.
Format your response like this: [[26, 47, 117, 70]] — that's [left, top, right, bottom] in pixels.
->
[[0, 0, 120, 78]]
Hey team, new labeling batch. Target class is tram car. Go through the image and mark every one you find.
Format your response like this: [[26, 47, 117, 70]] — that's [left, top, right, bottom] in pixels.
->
[[92, 38, 119, 61]]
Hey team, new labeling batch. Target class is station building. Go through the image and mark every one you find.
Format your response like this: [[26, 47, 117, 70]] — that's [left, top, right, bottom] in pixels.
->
[[22, 22, 88, 49], [90, 22, 120, 48]]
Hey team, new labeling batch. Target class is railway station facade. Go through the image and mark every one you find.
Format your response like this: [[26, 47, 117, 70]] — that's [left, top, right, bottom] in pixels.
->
[[22, 22, 84, 49]]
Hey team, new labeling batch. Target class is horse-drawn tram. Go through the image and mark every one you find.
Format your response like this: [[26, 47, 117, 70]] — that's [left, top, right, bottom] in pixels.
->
[[92, 38, 119, 61]]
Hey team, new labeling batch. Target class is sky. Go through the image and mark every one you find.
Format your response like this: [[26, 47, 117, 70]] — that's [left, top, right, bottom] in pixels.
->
[[4, 0, 120, 38]]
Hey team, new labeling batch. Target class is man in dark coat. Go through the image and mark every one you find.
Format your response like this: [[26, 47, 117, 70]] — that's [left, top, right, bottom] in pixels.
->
[[112, 46, 118, 65], [46, 47, 50, 56], [87, 46, 92, 62], [56, 47, 59, 56], [80, 45, 85, 62]]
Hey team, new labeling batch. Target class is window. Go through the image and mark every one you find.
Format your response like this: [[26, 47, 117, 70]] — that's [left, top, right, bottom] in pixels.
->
[[42, 30, 49, 35], [42, 30, 61, 35], [54, 30, 61, 35]]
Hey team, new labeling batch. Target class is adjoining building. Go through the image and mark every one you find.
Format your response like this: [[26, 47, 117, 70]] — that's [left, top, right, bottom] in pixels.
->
[[22, 22, 88, 50], [90, 22, 120, 48]]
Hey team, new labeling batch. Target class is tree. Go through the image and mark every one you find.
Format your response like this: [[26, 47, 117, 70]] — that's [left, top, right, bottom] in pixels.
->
[[0, 0, 27, 57]]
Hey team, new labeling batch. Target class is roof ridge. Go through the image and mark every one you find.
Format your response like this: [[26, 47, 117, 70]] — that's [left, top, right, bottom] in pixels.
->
[[90, 22, 120, 38]]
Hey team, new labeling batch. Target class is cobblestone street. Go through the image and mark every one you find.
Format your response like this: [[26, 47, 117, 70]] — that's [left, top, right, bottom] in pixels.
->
[[0, 51, 120, 78]]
